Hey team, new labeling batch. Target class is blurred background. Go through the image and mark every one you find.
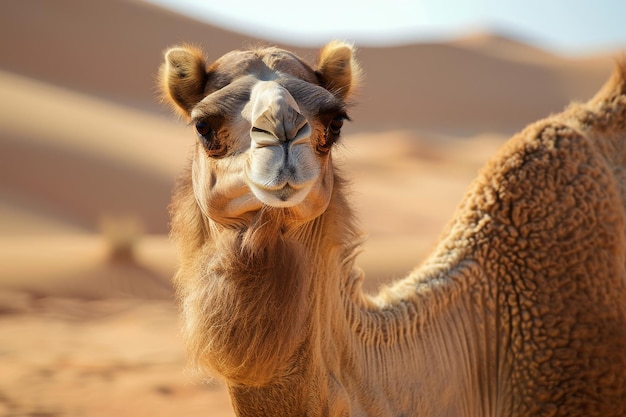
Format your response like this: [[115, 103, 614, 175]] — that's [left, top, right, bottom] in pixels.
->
[[1, 0, 624, 415]]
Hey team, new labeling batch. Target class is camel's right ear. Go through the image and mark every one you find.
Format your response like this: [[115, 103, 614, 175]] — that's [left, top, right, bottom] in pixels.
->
[[160, 45, 208, 118]]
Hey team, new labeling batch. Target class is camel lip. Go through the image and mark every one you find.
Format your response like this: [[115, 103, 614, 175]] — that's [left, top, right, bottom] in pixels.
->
[[249, 182, 311, 208], [276, 184, 297, 201], [249, 172, 315, 192]]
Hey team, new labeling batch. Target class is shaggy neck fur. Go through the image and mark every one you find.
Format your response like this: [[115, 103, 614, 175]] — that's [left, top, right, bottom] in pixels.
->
[[172, 164, 498, 416]]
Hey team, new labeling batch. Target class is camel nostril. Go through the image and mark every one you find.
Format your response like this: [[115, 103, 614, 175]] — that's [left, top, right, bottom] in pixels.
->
[[287, 110, 309, 142], [251, 126, 273, 136], [251, 116, 311, 145], [291, 122, 311, 145]]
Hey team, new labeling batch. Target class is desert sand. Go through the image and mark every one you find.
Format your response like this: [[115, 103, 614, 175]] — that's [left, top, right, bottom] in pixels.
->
[[0, 0, 621, 415]]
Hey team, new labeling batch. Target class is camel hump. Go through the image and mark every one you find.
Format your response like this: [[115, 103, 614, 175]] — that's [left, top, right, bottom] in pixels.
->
[[573, 58, 626, 218], [589, 58, 626, 107], [579, 59, 626, 141]]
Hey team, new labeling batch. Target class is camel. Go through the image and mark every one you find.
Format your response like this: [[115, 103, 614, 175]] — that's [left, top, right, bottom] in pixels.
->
[[160, 41, 626, 416]]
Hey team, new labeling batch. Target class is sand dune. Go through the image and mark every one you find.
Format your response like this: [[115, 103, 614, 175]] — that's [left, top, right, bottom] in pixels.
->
[[0, 234, 173, 300], [0, 1, 616, 238], [0, 70, 189, 234], [353, 43, 612, 133], [0, 0, 623, 415], [0, 1, 616, 133]]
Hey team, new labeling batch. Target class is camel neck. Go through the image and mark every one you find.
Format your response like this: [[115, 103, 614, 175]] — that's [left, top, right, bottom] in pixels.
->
[[227, 259, 496, 417], [226, 197, 497, 416]]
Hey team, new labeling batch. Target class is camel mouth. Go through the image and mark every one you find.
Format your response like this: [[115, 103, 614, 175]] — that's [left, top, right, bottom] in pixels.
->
[[275, 184, 298, 201], [246, 142, 322, 209], [249, 182, 312, 208]]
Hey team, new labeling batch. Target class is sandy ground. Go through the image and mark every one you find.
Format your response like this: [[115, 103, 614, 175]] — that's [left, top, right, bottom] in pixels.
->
[[0, 296, 234, 417]]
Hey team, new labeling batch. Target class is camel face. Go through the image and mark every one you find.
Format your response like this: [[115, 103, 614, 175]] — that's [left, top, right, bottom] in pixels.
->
[[245, 80, 322, 208], [161, 43, 359, 225]]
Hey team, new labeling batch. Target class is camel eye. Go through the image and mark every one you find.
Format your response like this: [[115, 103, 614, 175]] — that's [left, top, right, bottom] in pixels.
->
[[195, 120, 227, 157], [318, 113, 348, 154], [195, 120, 213, 139], [326, 113, 348, 140], [328, 115, 345, 135]]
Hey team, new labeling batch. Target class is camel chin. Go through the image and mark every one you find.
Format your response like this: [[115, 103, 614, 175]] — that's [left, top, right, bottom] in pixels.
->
[[248, 183, 311, 208]]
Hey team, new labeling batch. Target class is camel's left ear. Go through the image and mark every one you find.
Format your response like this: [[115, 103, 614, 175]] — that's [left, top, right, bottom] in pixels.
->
[[160, 44, 208, 118], [316, 41, 362, 101]]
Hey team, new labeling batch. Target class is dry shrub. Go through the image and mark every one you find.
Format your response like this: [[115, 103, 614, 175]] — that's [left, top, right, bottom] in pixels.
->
[[99, 214, 143, 263]]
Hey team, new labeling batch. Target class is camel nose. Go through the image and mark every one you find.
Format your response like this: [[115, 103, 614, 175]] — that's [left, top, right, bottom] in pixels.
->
[[250, 82, 311, 144]]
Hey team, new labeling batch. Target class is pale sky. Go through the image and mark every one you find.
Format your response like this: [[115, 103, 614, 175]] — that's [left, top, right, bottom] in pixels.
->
[[146, 0, 626, 55]]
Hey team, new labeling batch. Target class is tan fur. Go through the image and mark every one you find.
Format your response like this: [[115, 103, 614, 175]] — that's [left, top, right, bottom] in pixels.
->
[[162, 42, 626, 416], [160, 44, 207, 118], [316, 40, 362, 101]]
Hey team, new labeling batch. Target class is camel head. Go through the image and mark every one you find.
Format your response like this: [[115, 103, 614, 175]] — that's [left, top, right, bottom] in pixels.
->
[[160, 41, 360, 227]]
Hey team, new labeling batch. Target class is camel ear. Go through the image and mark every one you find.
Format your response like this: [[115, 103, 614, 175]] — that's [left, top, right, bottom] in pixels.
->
[[316, 41, 361, 101], [160, 45, 208, 118]]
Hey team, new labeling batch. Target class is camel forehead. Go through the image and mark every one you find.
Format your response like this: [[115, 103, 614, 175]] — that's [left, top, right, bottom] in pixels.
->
[[193, 48, 342, 121], [192, 76, 343, 124], [207, 47, 318, 92]]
